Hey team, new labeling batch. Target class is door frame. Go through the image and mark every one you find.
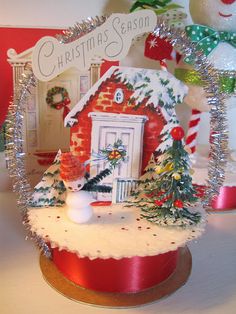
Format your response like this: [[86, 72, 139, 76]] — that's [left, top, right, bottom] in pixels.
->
[[89, 112, 148, 180]]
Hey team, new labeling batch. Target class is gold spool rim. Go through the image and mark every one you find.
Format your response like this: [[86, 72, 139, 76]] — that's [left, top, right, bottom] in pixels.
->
[[39, 246, 192, 308]]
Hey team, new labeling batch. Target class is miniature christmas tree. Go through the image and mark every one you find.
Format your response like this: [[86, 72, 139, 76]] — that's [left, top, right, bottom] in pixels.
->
[[156, 113, 179, 154], [131, 154, 158, 201], [140, 153, 158, 184], [131, 126, 201, 227], [29, 150, 66, 207], [132, 154, 158, 197]]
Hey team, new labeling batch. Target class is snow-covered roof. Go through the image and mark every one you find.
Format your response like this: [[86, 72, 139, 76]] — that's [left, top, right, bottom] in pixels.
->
[[64, 66, 188, 127]]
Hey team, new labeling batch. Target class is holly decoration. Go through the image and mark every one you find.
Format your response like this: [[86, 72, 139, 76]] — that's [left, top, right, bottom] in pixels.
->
[[129, 126, 201, 227], [108, 149, 122, 160], [92, 139, 127, 169], [130, 0, 181, 14]]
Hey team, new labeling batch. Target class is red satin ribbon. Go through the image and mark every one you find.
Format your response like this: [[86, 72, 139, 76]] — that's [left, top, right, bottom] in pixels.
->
[[52, 248, 178, 293], [54, 98, 71, 120], [212, 186, 236, 210], [194, 184, 236, 210]]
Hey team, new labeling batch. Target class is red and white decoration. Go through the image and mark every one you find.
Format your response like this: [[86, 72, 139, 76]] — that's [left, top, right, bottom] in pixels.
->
[[28, 202, 205, 292], [184, 0, 236, 149], [60, 152, 94, 223], [185, 0, 236, 210], [144, 33, 181, 71], [186, 109, 202, 154]]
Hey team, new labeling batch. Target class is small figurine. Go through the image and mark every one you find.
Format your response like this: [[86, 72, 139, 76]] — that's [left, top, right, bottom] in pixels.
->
[[176, 0, 236, 154], [60, 152, 93, 223]]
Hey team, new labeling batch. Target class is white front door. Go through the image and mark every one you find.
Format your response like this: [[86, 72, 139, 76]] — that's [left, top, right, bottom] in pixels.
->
[[89, 112, 148, 193], [98, 125, 134, 182]]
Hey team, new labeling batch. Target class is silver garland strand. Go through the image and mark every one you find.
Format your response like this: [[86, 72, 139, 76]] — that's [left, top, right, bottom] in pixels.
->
[[153, 17, 228, 208], [5, 65, 52, 258], [5, 16, 229, 258], [5, 18, 109, 259], [57, 16, 107, 43]]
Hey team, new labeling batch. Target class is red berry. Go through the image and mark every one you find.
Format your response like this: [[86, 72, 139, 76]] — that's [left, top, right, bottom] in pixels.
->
[[174, 200, 184, 208], [155, 200, 163, 206], [171, 127, 185, 140]]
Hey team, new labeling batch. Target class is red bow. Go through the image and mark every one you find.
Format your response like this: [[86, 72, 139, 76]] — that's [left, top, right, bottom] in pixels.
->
[[54, 98, 71, 120]]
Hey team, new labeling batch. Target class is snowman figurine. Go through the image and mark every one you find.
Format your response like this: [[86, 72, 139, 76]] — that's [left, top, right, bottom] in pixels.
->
[[175, 0, 236, 157], [60, 152, 93, 223]]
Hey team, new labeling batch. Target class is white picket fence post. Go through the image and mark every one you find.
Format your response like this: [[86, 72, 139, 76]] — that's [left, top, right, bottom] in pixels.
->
[[112, 178, 140, 204]]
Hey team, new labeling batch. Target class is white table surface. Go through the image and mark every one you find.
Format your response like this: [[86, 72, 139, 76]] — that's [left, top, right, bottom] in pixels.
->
[[1, 192, 236, 314]]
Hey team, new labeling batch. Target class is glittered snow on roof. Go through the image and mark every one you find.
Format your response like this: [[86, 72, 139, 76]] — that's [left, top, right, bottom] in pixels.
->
[[64, 66, 188, 127]]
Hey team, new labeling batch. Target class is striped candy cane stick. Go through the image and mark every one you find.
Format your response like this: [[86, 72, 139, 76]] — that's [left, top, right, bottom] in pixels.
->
[[160, 59, 168, 71], [186, 109, 202, 154]]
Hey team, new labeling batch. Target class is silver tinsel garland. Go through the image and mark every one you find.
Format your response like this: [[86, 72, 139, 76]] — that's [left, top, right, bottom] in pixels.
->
[[153, 17, 229, 208], [57, 16, 107, 43], [5, 16, 229, 257], [5, 65, 52, 258]]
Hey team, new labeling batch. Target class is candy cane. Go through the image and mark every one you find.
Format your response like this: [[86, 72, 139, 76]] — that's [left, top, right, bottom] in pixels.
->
[[160, 59, 168, 71], [160, 50, 181, 71], [186, 109, 202, 154]]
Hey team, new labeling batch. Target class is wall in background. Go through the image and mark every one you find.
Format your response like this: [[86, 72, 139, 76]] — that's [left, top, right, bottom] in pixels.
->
[[0, 28, 63, 126], [0, 0, 189, 28], [1, 0, 225, 149], [0, 0, 190, 125]]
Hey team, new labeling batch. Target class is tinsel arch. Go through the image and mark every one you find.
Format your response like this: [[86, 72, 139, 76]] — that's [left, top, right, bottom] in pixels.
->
[[5, 16, 230, 258]]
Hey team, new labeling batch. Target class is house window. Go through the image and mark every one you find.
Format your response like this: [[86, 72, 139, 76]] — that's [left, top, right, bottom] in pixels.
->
[[26, 92, 38, 150], [80, 76, 89, 93], [114, 88, 124, 104]]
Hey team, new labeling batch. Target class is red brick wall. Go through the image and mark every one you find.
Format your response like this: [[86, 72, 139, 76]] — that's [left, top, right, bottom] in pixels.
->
[[70, 75, 165, 172]]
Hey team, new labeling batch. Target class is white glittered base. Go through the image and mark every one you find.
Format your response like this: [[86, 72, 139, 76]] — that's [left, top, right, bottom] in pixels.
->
[[28, 203, 205, 260]]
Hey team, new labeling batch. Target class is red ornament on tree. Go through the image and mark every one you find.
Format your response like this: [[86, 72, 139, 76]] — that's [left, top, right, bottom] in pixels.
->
[[171, 127, 185, 141], [174, 200, 184, 208], [155, 200, 163, 207]]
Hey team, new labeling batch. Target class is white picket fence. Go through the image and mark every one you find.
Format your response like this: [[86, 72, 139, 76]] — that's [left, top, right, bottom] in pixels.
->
[[112, 177, 140, 204]]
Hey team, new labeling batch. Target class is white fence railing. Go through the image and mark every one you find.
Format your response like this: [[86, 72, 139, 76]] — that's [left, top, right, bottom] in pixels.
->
[[112, 177, 140, 204]]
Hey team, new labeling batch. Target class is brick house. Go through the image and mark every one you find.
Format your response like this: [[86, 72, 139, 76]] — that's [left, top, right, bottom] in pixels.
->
[[65, 66, 187, 192]]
